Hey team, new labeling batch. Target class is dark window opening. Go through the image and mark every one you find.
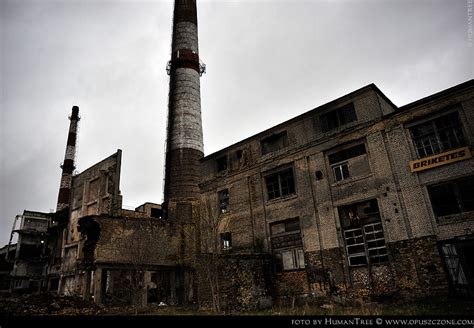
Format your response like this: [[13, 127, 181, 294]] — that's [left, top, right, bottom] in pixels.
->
[[150, 208, 162, 219], [315, 170, 323, 180], [328, 144, 366, 164], [235, 149, 243, 160], [261, 131, 289, 155], [221, 232, 232, 251], [428, 176, 474, 217], [265, 168, 295, 200], [410, 112, 466, 158], [216, 155, 228, 172], [339, 199, 388, 266], [320, 103, 357, 132], [218, 189, 230, 214]]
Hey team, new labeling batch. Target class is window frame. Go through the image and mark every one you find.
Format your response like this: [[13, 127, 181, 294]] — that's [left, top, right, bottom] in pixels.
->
[[409, 111, 466, 159], [270, 218, 305, 272], [260, 131, 289, 155], [264, 167, 296, 201], [320, 103, 357, 132], [427, 176, 474, 217], [339, 200, 389, 267], [327, 143, 367, 183], [332, 162, 350, 182]]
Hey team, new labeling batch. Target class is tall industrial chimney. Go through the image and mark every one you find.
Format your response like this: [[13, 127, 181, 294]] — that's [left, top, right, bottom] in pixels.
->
[[56, 106, 80, 212], [164, 0, 204, 220]]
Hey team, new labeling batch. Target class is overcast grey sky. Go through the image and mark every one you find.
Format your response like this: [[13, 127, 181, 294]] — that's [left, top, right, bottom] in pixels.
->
[[0, 0, 472, 246]]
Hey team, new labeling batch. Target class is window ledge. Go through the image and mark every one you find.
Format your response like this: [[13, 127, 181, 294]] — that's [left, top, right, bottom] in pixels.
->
[[276, 268, 306, 274], [266, 193, 298, 205], [348, 261, 389, 268], [436, 212, 474, 225], [331, 173, 373, 187]]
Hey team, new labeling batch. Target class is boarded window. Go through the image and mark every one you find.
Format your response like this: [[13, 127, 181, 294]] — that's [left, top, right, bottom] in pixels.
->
[[328, 143, 367, 182], [265, 168, 295, 200], [320, 103, 357, 132], [88, 178, 100, 202], [428, 176, 474, 217], [218, 189, 230, 214], [410, 111, 465, 158], [271, 218, 304, 272], [261, 131, 289, 155]]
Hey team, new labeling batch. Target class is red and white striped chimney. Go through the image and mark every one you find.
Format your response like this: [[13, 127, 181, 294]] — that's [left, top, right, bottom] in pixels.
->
[[56, 106, 80, 212]]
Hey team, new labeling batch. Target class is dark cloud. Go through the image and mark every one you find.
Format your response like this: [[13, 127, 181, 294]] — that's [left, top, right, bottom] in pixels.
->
[[0, 0, 471, 245]]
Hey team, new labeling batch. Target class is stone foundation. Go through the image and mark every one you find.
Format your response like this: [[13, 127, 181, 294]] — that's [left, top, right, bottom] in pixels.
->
[[197, 253, 273, 311], [304, 235, 449, 301]]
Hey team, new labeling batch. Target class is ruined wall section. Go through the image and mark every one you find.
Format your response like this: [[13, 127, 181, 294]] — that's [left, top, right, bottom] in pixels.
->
[[69, 150, 122, 243], [83, 216, 179, 267], [59, 150, 122, 295]]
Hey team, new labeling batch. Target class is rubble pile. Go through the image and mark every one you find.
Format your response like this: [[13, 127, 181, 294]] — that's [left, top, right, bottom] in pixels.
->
[[0, 293, 104, 315]]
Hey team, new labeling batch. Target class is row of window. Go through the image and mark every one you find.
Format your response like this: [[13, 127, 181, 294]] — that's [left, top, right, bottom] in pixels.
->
[[220, 173, 473, 271], [217, 143, 369, 212], [215, 109, 468, 180], [219, 167, 473, 221], [215, 103, 359, 173]]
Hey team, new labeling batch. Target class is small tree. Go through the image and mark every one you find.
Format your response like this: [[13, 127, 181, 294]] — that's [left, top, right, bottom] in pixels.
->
[[111, 218, 157, 310], [179, 194, 230, 313]]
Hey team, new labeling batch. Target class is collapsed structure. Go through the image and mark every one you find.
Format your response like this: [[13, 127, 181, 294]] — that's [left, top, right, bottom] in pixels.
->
[[2, 0, 473, 310]]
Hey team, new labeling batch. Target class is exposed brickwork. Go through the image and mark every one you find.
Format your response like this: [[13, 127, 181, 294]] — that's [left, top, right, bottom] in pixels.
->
[[200, 81, 474, 302], [197, 254, 273, 311]]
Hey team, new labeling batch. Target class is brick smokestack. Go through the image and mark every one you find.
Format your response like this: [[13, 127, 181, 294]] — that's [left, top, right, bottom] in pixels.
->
[[56, 106, 80, 212], [164, 0, 204, 219]]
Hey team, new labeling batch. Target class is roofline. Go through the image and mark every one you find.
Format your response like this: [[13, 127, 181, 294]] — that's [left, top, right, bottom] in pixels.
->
[[396, 79, 474, 113], [202, 83, 396, 160], [73, 149, 122, 177]]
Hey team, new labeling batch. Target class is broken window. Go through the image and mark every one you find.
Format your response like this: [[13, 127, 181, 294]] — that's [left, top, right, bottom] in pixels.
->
[[261, 131, 289, 155], [265, 167, 296, 200], [333, 163, 349, 181], [320, 103, 357, 132], [339, 199, 388, 266], [410, 111, 466, 158], [221, 232, 232, 251], [328, 144, 367, 182], [216, 155, 228, 172], [271, 218, 305, 272], [218, 189, 230, 214], [428, 176, 474, 217]]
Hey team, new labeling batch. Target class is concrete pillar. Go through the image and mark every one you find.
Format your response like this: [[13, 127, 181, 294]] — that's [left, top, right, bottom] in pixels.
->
[[93, 268, 102, 304], [83, 270, 91, 300], [142, 271, 152, 306], [170, 269, 177, 305]]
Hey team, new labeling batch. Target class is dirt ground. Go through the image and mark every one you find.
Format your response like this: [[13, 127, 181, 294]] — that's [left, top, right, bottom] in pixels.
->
[[0, 293, 473, 316]]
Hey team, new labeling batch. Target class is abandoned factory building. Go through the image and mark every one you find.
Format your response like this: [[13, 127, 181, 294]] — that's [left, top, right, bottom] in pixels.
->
[[2, 0, 473, 311]]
